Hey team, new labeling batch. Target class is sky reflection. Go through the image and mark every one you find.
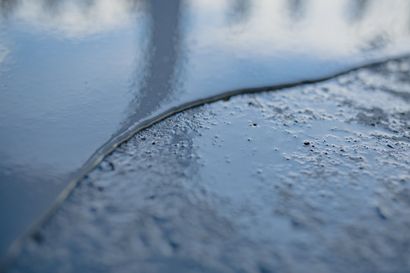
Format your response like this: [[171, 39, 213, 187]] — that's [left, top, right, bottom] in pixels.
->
[[0, 0, 138, 37], [0, 44, 7, 63]]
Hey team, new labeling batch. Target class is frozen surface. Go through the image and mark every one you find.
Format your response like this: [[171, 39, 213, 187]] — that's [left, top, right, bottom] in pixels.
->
[[1, 0, 410, 257], [7, 57, 410, 273]]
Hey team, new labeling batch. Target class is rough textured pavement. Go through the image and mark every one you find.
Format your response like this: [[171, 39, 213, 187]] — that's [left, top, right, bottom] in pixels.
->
[[7, 58, 410, 273]]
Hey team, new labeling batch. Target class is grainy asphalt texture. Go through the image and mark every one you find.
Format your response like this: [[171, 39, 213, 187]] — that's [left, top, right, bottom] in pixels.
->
[[7, 58, 410, 273]]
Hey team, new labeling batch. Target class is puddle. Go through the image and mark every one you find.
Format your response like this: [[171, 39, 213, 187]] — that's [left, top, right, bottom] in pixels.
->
[[1, 0, 410, 258]]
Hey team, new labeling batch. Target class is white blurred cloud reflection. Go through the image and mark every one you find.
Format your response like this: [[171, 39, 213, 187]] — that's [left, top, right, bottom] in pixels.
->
[[0, 0, 139, 37], [1, 0, 409, 50]]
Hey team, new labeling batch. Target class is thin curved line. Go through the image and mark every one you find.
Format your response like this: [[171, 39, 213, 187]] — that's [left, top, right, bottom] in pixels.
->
[[1, 52, 409, 271]]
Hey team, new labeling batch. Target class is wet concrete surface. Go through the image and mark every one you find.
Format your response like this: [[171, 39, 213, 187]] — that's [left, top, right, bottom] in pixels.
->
[[2, 0, 410, 254], [6, 57, 410, 273]]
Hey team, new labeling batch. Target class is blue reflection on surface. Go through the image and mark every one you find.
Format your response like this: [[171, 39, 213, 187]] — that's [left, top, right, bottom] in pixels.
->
[[0, 0, 409, 257]]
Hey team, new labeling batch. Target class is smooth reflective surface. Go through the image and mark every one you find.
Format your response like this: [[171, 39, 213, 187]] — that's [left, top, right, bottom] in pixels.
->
[[0, 0, 410, 257]]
